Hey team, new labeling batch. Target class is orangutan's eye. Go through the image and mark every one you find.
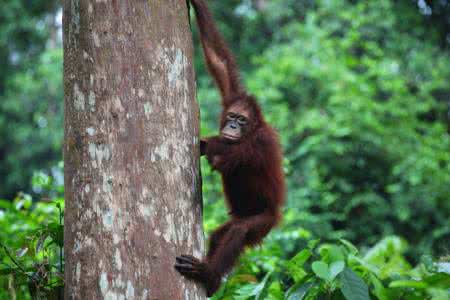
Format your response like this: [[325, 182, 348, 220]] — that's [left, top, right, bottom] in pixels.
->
[[227, 112, 237, 120], [237, 116, 247, 125]]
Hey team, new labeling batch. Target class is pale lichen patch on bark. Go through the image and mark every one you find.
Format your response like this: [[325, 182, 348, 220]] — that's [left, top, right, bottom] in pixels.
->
[[102, 209, 114, 230], [88, 143, 112, 168], [124, 21, 133, 35], [93, 32, 101, 47], [88, 91, 96, 112], [141, 289, 149, 300], [99, 272, 109, 295], [138, 203, 153, 219], [113, 234, 120, 244], [126, 281, 135, 299], [72, 239, 81, 254], [102, 176, 113, 193], [168, 48, 186, 88], [73, 83, 85, 111], [84, 208, 93, 219], [143, 102, 152, 120], [194, 222, 205, 258], [99, 270, 134, 299], [69, 0, 80, 42], [75, 262, 81, 283], [154, 140, 170, 161], [113, 274, 125, 290], [163, 211, 179, 244], [115, 249, 123, 270], [86, 127, 96, 136], [113, 96, 125, 113]]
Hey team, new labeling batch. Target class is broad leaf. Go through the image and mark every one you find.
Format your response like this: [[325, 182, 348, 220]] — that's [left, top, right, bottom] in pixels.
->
[[286, 281, 315, 300], [369, 274, 389, 300], [255, 271, 272, 300], [290, 249, 312, 267], [312, 261, 330, 281], [340, 268, 370, 300], [329, 261, 345, 280], [423, 273, 450, 289], [235, 271, 272, 300], [288, 249, 312, 282]]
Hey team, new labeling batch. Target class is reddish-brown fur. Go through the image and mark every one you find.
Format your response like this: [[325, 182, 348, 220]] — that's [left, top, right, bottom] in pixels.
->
[[175, 0, 285, 296]]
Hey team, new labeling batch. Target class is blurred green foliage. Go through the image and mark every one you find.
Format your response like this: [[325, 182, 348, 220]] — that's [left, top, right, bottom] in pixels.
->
[[0, 173, 64, 299], [1, 0, 450, 299], [0, 0, 62, 199]]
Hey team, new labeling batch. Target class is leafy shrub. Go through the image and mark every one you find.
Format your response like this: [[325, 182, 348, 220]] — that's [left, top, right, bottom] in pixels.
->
[[0, 176, 64, 300], [211, 235, 450, 300]]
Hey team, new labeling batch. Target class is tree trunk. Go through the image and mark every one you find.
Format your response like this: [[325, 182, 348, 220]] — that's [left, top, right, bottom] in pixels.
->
[[63, 1, 205, 299]]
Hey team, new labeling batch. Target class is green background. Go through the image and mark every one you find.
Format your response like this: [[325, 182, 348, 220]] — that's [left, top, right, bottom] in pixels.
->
[[0, 1, 449, 299]]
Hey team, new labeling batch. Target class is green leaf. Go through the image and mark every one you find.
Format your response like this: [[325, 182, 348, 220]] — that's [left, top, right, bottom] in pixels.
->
[[307, 239, 320, 250], [312, 261, 330, 281], [0, 200, 13, 210], [235, 284, 259, 299], [0, 268, 15, 275], [36, 234, 48, 254], [286, 264, 308, 283], [235, 271, 272, 300], [318, 244, 345, 263], [16, 248, 28, 258], [369, 274, 389, 300], [255, 271, 272, 300], [268, 281, 283, 300], [339, 239, 359, 255], [339, 268, 370, 300], [287, 250, 312, 283], [48, 222, 64, 247], [423, 272, 450, 288], [329, 261, 345, 280], [286, 281, 315, 300], [14, 194, 32, 210], [290, 249, 312, 267], [388, 280, 427, 289]]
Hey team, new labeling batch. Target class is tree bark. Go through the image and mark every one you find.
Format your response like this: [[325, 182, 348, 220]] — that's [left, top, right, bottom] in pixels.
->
[[63, 1, 205, 299]]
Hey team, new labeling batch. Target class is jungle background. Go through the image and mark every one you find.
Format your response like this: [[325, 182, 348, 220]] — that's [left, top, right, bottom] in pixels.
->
[[0, 0, 449, 299]]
